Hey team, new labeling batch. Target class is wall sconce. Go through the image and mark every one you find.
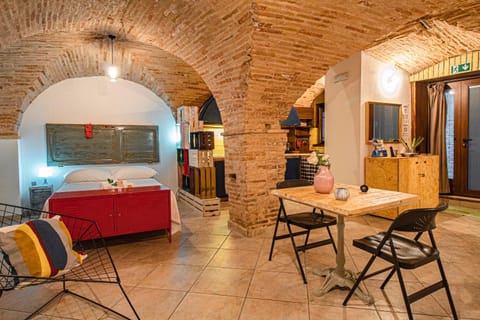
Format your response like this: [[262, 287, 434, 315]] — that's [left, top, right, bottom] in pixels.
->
[[106, 34, 120, 82], [38, 167, 53, 185], [379, 64, 401, 96]]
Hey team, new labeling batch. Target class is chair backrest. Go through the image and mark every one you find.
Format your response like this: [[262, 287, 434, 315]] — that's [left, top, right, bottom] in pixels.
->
[[276, 179, 312, 189], [390, 202, 448, 233]]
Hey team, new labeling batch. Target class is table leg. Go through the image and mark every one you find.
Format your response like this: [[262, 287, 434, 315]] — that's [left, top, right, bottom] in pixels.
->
[[313, 216, 374, 304]]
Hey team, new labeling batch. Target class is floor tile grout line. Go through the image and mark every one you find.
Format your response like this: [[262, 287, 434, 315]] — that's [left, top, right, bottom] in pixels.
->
[[237, 239, 270, 319], [167, 227, 232, 319]]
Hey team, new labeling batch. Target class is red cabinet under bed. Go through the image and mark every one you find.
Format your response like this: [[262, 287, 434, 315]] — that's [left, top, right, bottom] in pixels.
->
[[48, 186, 171, 241]]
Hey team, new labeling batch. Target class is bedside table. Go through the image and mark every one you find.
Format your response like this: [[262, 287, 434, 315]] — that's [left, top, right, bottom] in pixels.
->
[[29, 185, 53, 211]]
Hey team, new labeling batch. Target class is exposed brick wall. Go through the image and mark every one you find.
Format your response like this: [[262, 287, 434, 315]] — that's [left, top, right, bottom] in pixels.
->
[[1, 0, 480, 235]]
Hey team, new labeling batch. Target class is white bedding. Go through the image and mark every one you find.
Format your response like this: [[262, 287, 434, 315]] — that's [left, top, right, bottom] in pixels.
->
[[45, 178, 181, 235]]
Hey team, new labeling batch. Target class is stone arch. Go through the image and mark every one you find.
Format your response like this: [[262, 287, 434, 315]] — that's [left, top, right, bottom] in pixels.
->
[[0, 32, 212, 137], [294, 77, 325, 109], [0, 1, 254, 137]]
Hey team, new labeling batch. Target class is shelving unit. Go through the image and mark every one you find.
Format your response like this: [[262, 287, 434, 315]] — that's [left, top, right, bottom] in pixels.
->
[[285, 127, 311, 153], [177, 105, 221, 216]]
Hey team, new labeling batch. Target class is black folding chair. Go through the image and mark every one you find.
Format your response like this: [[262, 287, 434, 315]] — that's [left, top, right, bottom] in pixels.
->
[[269, 179, 337, 283], [343, 203, 457, 320]]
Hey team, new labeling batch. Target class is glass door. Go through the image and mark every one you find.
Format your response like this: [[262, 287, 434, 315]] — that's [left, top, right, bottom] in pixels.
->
[[465, 82, 480, 194], [447, 78, 480, 196]]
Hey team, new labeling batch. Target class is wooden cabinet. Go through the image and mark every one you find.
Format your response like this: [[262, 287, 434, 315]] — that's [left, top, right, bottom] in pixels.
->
[[49, 186, 171, 240], [365, 155, 439, 219]]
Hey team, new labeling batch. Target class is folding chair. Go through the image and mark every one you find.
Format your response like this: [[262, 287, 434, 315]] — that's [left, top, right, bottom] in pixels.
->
[[269, 179, 337, 283], [343, 203, 457, 320]]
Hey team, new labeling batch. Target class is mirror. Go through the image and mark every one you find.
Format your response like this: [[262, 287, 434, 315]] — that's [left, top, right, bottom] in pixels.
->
[[365, 101, 401, 143]]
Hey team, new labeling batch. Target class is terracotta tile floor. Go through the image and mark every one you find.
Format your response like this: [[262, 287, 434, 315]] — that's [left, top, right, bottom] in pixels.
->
[[1, 200, 479, 319]]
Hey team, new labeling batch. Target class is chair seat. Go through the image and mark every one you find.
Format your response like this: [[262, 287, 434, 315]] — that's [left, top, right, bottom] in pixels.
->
[[353, 232, 439, 269], [280, 212, 337, 229]]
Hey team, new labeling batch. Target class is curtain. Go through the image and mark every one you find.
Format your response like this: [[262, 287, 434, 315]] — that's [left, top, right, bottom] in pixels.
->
[[428, 82, 450, 193]]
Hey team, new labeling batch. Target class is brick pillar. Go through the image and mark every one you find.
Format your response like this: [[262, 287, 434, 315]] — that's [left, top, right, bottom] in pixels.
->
[[223, 130, 287, 236]]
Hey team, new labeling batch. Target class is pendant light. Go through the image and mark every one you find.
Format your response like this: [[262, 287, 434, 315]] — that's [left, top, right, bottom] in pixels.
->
[[107, 34, 119, 81]]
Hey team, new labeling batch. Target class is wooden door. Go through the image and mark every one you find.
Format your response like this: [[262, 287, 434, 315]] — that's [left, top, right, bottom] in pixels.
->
[[365, 157, 399, 219], [398, 158, 420, 212], [397, 155, 438, 210], [448, 78, 480, 196], [418, 156, 439, 207]]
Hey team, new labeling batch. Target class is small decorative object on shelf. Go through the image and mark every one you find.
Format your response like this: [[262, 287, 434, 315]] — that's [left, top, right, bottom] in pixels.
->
[[307, 151, 334, 193], [360, 184, 369, 193], [334, 187, 350, 200], [371, 139, 388, 157], [107, 178, 118, 187], [400, 136, 424, 156]]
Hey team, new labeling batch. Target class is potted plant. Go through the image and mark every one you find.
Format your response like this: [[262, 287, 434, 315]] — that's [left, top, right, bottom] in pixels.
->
[[400, 136, 424, 155]]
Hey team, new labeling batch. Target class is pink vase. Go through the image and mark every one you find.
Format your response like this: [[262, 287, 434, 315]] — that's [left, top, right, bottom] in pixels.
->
[[314, 166, 334, 193]]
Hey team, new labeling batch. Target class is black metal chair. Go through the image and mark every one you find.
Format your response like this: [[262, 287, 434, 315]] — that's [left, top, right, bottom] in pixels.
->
[[269, 179, 337, 284], [343, 203, 457, 320], [0, 202, 140, 320]]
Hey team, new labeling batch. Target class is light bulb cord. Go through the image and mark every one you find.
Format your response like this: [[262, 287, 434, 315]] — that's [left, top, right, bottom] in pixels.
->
[[108, 34, 116, 65]]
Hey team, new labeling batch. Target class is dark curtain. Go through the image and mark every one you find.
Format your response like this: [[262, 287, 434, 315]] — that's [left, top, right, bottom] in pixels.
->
[[428, 82, 450, 193]]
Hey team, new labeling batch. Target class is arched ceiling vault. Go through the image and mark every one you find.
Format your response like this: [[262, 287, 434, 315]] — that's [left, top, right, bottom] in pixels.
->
[[366, 8, 480, 73], [0, 32, 211, 135], [254, 1, 480, 114], [1, 0, 480, 137]]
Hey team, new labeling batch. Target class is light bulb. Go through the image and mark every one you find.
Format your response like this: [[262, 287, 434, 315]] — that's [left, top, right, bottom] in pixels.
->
[[107, 65, 119, 80]]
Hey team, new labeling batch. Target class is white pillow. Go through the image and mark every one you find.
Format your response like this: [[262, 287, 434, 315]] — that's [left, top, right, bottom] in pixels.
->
[[64, 168, 112, 183], [111, 166, 158, 180]]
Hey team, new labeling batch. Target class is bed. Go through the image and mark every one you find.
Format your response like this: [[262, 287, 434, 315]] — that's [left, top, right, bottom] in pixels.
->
[[45, 166, 181, 240]]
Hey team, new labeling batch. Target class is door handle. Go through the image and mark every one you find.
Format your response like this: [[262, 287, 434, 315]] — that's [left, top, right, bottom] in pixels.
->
[[463, 138, 472, 148]]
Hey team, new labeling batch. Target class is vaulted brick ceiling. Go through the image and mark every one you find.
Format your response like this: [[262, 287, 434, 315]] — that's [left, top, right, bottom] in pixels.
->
[[1, 0, 480, 137]]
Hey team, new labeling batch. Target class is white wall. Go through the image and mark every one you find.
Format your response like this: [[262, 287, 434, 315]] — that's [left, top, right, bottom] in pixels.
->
[[360, 52, 411, 177], [18, 76, 178, 205], [0, 139, 21, 205], [325, 52, 362, 185], [325, 52, 410, 185]]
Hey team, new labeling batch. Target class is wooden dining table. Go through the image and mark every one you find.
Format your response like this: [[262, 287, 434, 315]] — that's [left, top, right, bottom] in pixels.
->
[[271, 183, 419, 304]]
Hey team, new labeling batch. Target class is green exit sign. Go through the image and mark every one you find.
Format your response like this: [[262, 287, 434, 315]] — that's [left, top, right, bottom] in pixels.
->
[[451, 62, 471, 74]]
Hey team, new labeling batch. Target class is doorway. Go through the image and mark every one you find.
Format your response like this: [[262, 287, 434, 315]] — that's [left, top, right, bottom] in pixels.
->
[[445, 78, 480, 196]]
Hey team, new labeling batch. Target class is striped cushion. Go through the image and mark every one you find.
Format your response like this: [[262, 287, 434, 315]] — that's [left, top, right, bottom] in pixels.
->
[[0, 217, 86, 283]]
